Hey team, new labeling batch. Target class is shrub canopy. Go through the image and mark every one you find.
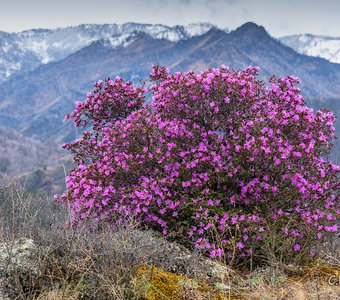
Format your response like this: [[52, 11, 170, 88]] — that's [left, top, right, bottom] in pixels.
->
[[59, 65, 339, 264]]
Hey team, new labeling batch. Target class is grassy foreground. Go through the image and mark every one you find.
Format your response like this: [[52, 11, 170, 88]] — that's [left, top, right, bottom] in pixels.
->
[[0, 179, 339, 299]]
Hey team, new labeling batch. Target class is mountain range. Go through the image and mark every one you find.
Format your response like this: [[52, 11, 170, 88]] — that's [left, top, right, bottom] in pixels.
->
[[1, 22, 339, 83], [0, 21, 339, 191]]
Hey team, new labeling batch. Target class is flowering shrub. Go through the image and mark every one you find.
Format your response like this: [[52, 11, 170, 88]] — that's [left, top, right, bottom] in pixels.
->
[[58, 65, 339, 265]]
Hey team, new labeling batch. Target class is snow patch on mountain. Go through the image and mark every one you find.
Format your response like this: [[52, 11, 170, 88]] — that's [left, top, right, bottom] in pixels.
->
[[280, 34, 340, 64], [0, 23, 219, 82], [184, 23, 224, 37], [103, 33, 138, 48]]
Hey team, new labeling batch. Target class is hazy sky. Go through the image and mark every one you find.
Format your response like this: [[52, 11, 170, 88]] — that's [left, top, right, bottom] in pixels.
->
[[0, 0, 339, 37]]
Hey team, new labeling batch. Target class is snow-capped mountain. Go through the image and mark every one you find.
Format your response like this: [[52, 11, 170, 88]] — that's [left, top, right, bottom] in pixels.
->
[[0, 23, 218, 82], [279, 34, 340, 64]]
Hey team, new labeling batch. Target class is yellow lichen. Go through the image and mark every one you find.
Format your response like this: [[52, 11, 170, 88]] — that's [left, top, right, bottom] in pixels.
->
[[134, 265, 238, 300], [135, 265, 183, 300]]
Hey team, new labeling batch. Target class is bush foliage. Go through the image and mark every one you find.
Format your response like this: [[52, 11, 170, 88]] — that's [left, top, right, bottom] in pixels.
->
[[58, 65, 339, 265]]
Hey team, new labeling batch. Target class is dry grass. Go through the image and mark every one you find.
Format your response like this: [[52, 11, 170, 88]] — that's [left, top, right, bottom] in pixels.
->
[[243, 262, 340, 299]]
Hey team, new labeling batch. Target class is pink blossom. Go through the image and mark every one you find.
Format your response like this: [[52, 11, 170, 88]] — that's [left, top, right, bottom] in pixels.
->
[[237, 242, 244, 249], [293, 244, 301, 252]]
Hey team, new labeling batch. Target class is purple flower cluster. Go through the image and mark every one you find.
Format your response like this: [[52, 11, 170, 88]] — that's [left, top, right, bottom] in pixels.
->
[[57, 65, 339, 263]]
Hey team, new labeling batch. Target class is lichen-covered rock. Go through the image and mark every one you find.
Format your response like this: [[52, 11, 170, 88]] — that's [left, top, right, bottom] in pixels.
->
[[0, 238, 36, 266], [0, 238, 37, 299]]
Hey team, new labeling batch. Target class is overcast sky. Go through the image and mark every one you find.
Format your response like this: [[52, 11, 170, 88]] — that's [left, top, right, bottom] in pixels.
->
[[0, 0, 339, 37]]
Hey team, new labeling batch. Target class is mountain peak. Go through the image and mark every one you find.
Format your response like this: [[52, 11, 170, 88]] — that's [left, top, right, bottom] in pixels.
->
[[233, 22, 267, 36]]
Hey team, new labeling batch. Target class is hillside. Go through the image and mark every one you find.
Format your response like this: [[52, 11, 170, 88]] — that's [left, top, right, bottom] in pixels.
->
[[0, 125, 61, 176]]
